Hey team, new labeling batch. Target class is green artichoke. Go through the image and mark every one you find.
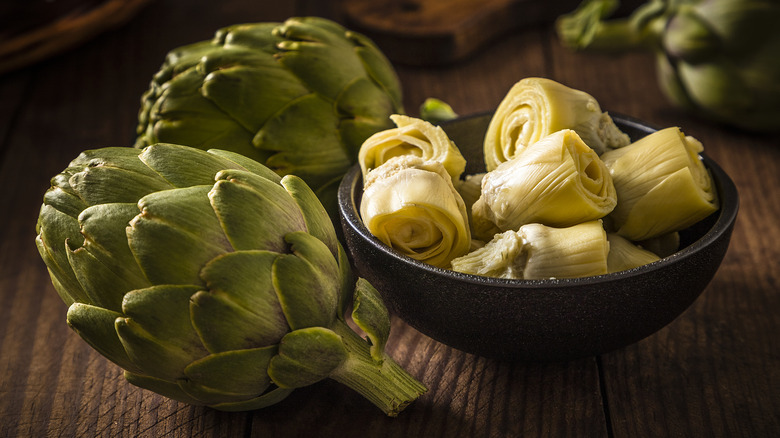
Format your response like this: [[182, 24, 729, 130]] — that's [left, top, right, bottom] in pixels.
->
[[35, 144, 426, 415], [134, 17, 404, 216], [556, 0, 780, 132]]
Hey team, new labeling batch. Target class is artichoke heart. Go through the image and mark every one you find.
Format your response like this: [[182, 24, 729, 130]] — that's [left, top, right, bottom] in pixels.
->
[[600, 127, 719, 241], [358, 114, 467, 183], [472, 129, 617, 241], [451, 221, 609, 280], [360, 156, 471, 268], [483, 77, 629, 170]]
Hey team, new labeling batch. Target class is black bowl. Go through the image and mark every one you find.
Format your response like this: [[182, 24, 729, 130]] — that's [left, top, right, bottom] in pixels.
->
[[338, 113, 739, 362]]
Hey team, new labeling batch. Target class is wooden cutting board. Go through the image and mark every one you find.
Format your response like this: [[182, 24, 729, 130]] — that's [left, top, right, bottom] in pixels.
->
[[341, 0, 582, 66]]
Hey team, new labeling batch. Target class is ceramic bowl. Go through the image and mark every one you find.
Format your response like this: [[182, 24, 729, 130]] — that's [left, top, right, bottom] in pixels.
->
[[337, 113, 739, 362]]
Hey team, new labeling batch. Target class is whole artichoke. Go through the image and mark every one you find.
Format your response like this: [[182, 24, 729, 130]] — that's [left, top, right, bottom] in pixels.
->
[[556, 0, 780, 132], [35, 144, 426, 415], [135, 17, 404, 216]]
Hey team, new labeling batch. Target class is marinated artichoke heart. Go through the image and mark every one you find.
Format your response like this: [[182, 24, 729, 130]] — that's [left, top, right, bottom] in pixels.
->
[[483, 77, 630, 171], [451, 221, 609, 280], [472, 129, 617, 241], [358, 114, 467, 183], [600, 127, 719, 241], [35, 144, 426, 416], [360, 156, 471, 268], [606, 233, 661, 273]]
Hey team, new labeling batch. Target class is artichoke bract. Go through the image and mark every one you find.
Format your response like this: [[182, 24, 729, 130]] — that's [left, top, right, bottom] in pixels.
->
[[35, 144, 426, 416], [135, 17, 404, 217], [556, 0, 780, 132], [483, 77, 629, 171]]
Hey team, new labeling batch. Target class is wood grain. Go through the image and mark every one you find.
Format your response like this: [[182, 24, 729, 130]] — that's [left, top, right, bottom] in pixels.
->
[[1, 0, 778, 437]]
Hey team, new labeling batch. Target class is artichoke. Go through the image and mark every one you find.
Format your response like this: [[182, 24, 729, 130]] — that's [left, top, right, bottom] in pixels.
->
[[600, 126, 718, 241], [472, 129, 617, 241], [360, 155, 472, 268], [451, 221, 610, 280], [483, 77, 630, 171], [135, 17, 404, 217], [556, 0, 780, 132], [35, 144, 426, 415], [358, 114, 467, 183]]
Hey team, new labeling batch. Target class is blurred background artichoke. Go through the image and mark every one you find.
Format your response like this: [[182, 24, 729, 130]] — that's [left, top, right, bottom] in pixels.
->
[[556, 0, 780, 132]]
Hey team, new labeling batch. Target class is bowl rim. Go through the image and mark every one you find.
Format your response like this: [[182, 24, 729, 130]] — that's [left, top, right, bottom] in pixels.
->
[[338, 112, 740, 289]]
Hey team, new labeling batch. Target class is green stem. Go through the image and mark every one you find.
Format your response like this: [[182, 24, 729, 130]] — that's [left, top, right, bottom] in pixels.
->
[[329, 319, 427, 417]]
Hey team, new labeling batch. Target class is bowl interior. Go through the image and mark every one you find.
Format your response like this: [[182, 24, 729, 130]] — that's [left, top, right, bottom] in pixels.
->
[[338, 113, 739, 361]]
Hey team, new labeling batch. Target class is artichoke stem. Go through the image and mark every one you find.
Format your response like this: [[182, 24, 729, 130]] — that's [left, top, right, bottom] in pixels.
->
[[330, 319, 427, 416]]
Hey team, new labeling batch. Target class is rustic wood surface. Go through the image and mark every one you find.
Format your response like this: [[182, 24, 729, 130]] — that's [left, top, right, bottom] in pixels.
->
[[1, 1, 778, 437]]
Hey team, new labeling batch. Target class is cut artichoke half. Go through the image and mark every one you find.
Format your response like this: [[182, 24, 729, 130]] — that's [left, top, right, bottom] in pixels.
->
[[600, 127, 719, 241], [358, 114, 467, 183], [360, 155, 471, 268], [483, 77, 630, 171], [472, 129, 617, 241], [451, 220, 610, 280]]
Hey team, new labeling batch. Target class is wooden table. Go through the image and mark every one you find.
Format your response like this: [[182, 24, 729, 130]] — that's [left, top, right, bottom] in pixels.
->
[[1, 1, 778, 436]]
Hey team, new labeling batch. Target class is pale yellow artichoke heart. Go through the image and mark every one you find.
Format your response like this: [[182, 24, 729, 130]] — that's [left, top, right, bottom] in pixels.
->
[[360, 156, 471, 268], [471, 129, 617, 241], [606, 233, 661, 274], [600, 127, 719, 241], [483, 77, 630, 171], [358, 114, 467, 183], [451, 220, 609, 280]]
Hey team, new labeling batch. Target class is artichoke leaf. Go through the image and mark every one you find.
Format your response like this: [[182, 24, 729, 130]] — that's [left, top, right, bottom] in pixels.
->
[[128, 186, 232, 285], [42, 186, 88, 219], [66, 303, 142, 374], [353, 42, 403, 111], [336, 77, 398, 160], [274, 18, 367, 101], [280, 174, 340, 258], [124, 371, 205, 406], [255, 94, 350, 186], [139, 143, 255, 188], [180, 346, 278, 402], [35, 205, 86, 304], [68, 161, 173, 206], [210, 169, 306, 252], [209, 386, 295, 412], [351, 278, 390, 362], [206, 148, 283, 183], [272, 231, 342, 330], [268, 327, 348, 388], [217, 22, 281, 51], [192, 250, 289, 353], [67, 204, 150, 310], [202, 63, 310, 134], [116, 315, 203, 382]]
